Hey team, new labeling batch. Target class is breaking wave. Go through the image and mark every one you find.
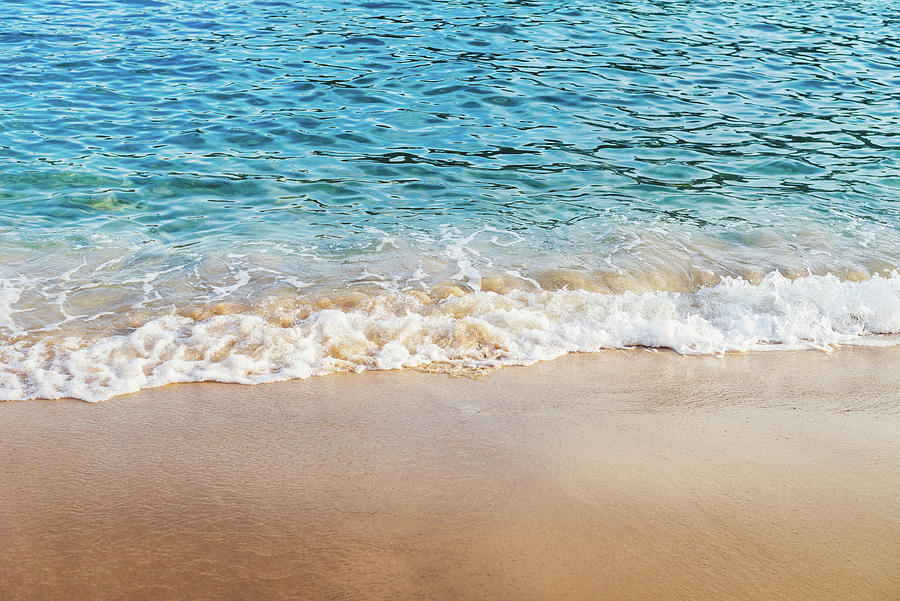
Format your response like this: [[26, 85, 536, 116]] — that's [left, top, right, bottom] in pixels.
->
[[2, 271, 898, 401]]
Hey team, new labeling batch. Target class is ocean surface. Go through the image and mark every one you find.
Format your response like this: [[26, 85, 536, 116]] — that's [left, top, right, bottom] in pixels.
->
[[2, 0, 899, 401]]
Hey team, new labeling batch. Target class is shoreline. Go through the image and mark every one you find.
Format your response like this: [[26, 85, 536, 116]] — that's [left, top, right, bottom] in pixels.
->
[[3, 348, 899, 600], [4, 269, 900, 403]]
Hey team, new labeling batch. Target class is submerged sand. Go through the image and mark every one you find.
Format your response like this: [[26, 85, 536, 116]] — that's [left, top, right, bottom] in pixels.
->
[[2, 348, 899, 600]]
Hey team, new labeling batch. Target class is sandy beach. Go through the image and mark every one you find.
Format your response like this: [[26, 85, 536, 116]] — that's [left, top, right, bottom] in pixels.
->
[[2, 348, 899, 601]]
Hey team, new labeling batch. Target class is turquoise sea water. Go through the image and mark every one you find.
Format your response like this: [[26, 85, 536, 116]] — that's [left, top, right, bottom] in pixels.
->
[[2, 0, 900, 400]]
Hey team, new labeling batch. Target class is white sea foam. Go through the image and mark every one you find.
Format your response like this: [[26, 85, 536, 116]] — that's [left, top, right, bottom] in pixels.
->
[[1, 271, 899, 402], [0, 283, 21, 332]]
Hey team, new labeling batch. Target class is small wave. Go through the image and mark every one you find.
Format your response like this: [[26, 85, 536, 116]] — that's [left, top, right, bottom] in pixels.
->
[[1, 271, 898, 401]]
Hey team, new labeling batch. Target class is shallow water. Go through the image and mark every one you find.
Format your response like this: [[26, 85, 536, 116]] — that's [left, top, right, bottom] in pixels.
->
[[2, 0, 899, 399]]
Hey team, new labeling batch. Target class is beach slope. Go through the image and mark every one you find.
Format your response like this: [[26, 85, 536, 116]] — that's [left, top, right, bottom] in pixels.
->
[[2, 348, 899, 600]]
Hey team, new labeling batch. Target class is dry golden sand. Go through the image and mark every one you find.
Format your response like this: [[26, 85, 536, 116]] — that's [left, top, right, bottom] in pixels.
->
[[2, 348, 899, 601]]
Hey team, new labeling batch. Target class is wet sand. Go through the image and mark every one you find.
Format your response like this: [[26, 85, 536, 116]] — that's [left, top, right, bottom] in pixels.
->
[[2, 348, 899, 601]]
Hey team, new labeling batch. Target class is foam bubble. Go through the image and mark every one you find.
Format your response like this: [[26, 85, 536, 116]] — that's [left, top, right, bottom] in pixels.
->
[[1, 271, 898, 401]]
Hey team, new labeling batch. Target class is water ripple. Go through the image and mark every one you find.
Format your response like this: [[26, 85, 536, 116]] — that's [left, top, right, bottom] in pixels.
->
[[0, 0, 898, 277]]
